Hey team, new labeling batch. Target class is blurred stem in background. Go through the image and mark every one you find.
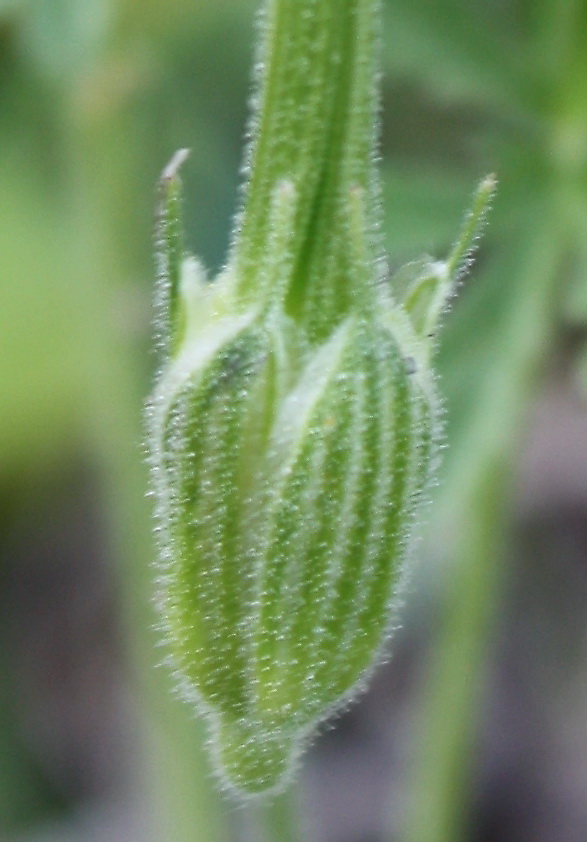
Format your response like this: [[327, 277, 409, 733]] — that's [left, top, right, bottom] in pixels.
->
[[59, 29, 232, 842], [0, 0, 232, 839], [64, 114, 230, 842], [400, 220, 562, 842], [378, 0, 587, 837]]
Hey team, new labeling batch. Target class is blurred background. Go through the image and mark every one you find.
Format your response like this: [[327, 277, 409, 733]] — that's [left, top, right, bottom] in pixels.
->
[[1, 1, 587, 841]]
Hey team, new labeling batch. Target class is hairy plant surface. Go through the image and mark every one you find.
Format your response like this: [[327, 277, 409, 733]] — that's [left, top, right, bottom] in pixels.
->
[[148, 0, 492, 797]]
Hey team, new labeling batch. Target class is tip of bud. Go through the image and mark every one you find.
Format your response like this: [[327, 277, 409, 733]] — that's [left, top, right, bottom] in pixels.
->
[[161, 148, 191, 183], [480, 173, 498, 193]]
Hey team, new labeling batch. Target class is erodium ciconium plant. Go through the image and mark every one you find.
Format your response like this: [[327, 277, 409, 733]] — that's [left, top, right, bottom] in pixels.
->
[[147, 0, 494, 797]]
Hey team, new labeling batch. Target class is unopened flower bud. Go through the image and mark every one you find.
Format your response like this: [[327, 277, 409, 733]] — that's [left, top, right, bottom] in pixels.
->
[[147, 1, 494, 797]]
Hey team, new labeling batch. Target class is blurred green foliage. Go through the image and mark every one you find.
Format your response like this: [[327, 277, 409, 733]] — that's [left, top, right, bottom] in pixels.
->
[[383, 0, 587, 492], [380, 3, 587, 841], [1, 0, 586, 840]]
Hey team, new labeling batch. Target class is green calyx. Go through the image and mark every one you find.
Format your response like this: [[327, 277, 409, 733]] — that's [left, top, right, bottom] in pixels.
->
[[148, 0, 494, 797]]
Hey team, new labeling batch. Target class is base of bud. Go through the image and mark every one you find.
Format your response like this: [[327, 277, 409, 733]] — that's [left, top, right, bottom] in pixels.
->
[[212, 716, 300, 797]]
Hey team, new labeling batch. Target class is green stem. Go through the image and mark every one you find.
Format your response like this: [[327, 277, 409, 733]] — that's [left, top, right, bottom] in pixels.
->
[[232, 0, 381, 338], [400, 466, 509, 842], [257, 788, 304, 842]]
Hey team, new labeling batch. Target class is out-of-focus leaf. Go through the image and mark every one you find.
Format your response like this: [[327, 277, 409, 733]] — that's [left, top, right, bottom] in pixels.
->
[[0, 153, 85, 471], [575, 342, 587, 404], [122, 0, 255, 33], [563, 265, 587, 326], [383, 0, 533, 117], [16, 0, 114, 82], [117, 0, 255, 55], [384, 168, 476, 258], [0, 0, 23, 16], [562, 207, 587, 325], [438, 249, 518, 459], [435, 215, 563, 529]]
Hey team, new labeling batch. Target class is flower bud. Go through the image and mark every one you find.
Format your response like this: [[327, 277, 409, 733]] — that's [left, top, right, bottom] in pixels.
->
[[150, 287, 433, 794], [147, 3, 494, 797]]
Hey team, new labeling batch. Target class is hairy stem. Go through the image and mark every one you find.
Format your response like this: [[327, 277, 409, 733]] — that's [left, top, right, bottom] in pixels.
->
[[232, 0, 382, 338]]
